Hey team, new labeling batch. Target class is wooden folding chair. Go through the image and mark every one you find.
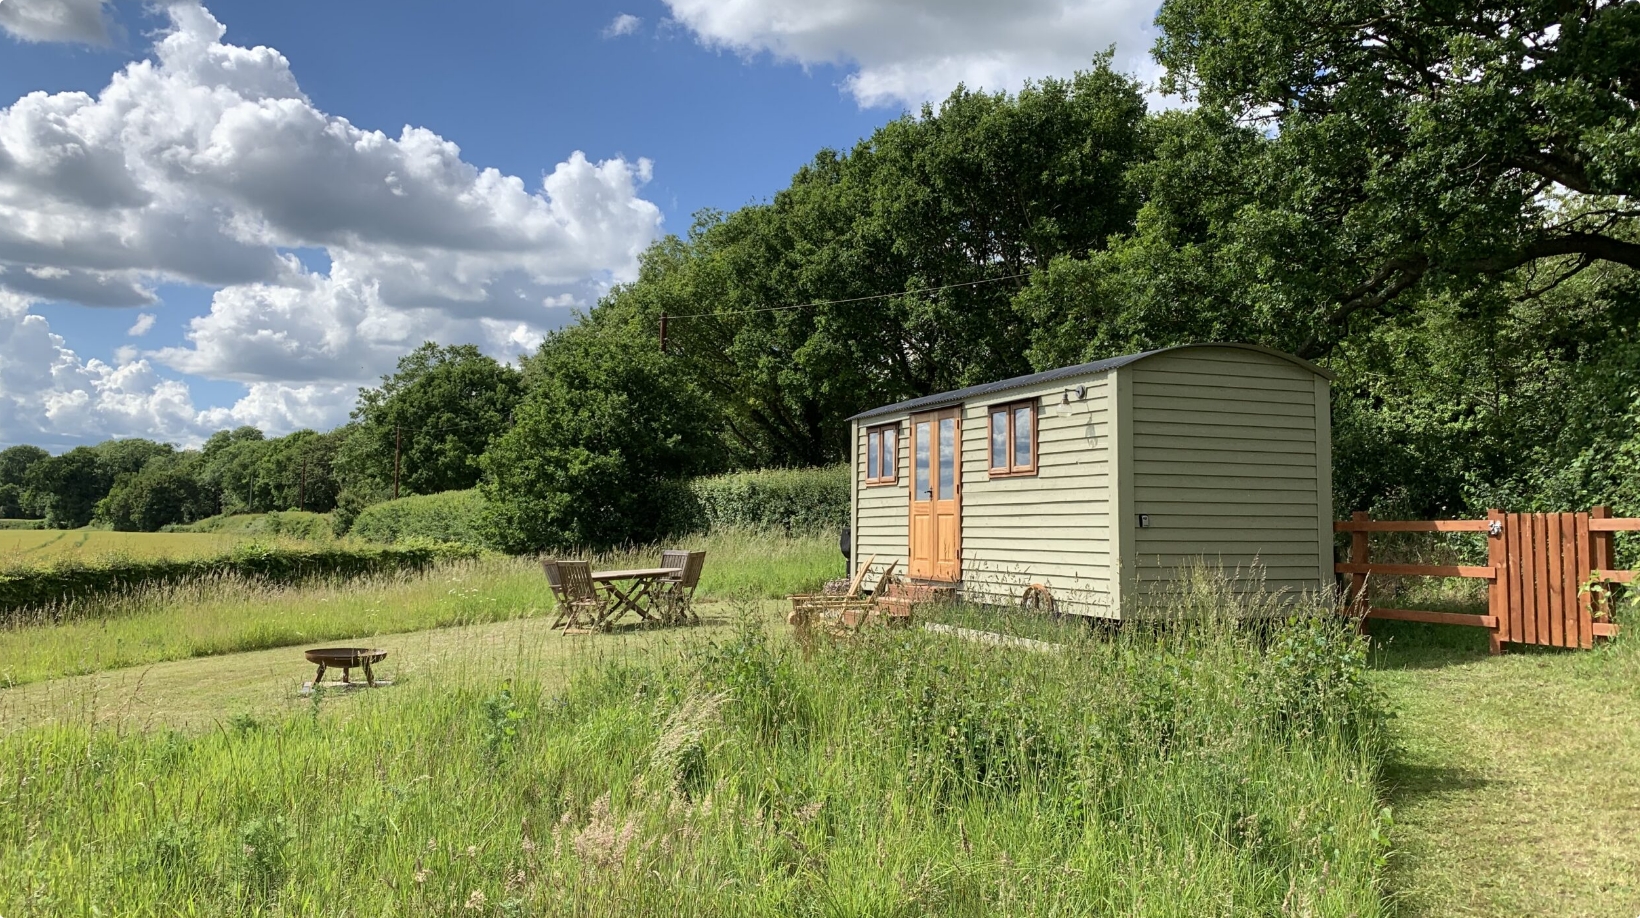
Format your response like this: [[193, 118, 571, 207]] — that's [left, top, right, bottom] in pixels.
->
[[554, 560, 607, 633], [788, 554, 880, 633], [542, 559, 571, 628], [656, 550, 706, 624]]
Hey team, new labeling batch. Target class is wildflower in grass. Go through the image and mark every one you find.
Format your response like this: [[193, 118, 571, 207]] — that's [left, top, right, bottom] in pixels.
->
[[464, 888, 486, 911]]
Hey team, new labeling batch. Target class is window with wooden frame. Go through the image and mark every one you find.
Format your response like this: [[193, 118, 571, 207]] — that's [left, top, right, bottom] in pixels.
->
[[864, 423, 899, 485], [988, 400, 1037, 476]]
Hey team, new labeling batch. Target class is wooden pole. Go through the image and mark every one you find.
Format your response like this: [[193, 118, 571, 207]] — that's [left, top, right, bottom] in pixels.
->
[[299, 454, 307, 512], [659, 313, 668, 354], [393, 426, 402, 501], [1350, 510, 1370, 621], [1486, 508, 1505, 654], [1591, 505, 1613, 622]]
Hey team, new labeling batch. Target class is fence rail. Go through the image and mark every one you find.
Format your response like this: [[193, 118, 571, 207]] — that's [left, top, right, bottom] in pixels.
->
[[1338, 507, 1635, 653]]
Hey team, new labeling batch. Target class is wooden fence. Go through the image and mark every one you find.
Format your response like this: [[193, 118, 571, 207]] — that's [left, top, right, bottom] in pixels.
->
[[1336, 508, 1636, 653]]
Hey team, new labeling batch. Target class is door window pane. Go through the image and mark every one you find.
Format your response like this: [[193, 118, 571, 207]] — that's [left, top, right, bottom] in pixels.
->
[[914, 421, 931, 498], [938, 417, 955, 499], [867, 431, 880, 481], [1013, 405, 1033, 469], [882, 428, 896, 480], [991, 409, 1008, 469]]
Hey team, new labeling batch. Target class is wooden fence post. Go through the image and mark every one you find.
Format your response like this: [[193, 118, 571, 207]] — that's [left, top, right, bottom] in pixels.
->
[[1349, 510, 1370, 620], [1591, 505, 1613, 621], [1486, 509, 1505, 654]]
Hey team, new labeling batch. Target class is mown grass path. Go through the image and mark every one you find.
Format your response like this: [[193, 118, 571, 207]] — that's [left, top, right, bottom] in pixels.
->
[[1371, 622, 1640, 917], [1, 606, 740, 733]]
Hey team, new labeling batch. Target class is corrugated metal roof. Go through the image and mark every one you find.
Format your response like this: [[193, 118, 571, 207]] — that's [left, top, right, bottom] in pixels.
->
[[846, 343, 1331, 422]]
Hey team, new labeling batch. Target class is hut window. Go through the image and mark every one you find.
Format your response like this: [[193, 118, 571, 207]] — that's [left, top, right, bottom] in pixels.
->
[[988, 400, 1037, 477], [865, 423, 898, 485]]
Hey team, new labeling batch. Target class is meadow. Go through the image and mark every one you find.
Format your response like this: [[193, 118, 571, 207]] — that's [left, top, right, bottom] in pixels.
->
[[0, 528, 254, 563], [0, 586, 1390, 917], [0, 528, 841, 688], [2, 528, 1636, 915]]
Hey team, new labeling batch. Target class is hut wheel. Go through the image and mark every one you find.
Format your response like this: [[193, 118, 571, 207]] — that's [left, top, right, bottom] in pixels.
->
[[1019, 583, 1056, 614]]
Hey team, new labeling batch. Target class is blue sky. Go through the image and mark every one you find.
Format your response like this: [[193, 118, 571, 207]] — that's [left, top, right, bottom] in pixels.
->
[[0, 0, 1160, 449]]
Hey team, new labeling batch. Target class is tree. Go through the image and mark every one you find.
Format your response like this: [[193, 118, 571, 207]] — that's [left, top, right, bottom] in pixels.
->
[[0, 444, 48, 519], [1152, 0, 1640, 357], [480, 326, 719, 551], [96, 464, 209, 531], [352, 343, 523, 496], [24, 447, 110, 529], [600, 61, 1148, 466], [195, 427, 269, 516]]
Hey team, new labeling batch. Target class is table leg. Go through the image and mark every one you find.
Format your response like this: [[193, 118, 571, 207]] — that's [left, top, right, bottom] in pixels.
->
[[341, 666, 351, 685], [314, 663, 326, 684], [363, 660, 375, 686]]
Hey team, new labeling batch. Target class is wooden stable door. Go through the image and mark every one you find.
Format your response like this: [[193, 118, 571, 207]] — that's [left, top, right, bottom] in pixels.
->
[[909, 409, 961, 581]]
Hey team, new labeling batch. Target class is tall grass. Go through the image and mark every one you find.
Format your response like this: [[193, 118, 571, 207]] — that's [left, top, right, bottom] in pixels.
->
[[0, 578, 1390, 916], [0, 528, 842, 688]]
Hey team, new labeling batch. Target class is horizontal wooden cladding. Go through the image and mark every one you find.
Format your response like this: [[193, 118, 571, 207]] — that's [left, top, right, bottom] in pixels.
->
[[1133, 459, 1318, 479], [1133, 557, 1319, 572], [1133, 491, 1318, 509], [963, 493, 1109, 511], [1335, 562, 1497, 579], [1136, 537, 1320, 553], [1333, 519, 1492, 532], [1588, 518, 1640, 531], [1133, 516, 1320, 532], [1132, 381, 1317, 409], [1136, 351, 1314, 376], [963, 547, 1111, 567], [1133, 396, 1315, 423], [1141, 442, 1318, 462], [1134, 448, 1316, 470], [1134, 420, 1317, 443], [1135, 368, 1318, 393], [1136, 409, 1318, 431], [1133, 474, 1317, 492], [963, 561, 1112, 581], [1133, 579, 1319, 595], [1365, 607, 1499, 628]]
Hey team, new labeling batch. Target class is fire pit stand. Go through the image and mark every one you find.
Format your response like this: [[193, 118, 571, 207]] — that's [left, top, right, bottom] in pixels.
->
[[303, 647, 389, 688]]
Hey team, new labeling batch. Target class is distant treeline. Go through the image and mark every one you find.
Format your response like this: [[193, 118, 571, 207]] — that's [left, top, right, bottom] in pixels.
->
[[7, 0, 1637, 546]]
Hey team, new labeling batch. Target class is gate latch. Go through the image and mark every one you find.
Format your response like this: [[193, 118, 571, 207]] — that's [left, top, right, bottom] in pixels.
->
[[1488, 520, 1503, 537]]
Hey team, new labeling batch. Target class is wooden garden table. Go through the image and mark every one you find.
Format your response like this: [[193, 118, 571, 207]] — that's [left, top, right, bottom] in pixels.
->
[[591, 567, 682, 627]]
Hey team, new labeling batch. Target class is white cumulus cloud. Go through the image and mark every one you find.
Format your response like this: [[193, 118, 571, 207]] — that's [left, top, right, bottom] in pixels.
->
[[604, 13, 642, 37], [0, 1, 665, 446], [662, 0, 1164, 108], [126, 311, 155, 336], [0, 291, 348, 449], [0, 0, 112, 45]]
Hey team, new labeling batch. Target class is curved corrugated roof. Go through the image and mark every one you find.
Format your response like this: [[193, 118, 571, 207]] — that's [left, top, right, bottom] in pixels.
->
[[846, 343, 1331, 422]]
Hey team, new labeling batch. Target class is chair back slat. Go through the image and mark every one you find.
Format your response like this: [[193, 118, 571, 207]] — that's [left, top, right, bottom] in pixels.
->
[[660, 550, 690, 581], [680, 551, 706, 589], [844, 555, 876, 598], [557, 560, 599, 603], [870, 560, 898, 596], [541, 558, 565, 597]]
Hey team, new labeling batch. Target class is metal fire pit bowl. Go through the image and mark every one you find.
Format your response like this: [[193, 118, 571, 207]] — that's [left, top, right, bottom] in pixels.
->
[[304, 647, 388, 687]]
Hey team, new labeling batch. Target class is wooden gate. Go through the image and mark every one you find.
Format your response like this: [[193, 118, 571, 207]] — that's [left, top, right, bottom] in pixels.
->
[[1336, 508, 1636, 653]]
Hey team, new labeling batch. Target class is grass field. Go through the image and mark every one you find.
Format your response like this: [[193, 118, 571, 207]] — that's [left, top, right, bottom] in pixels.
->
[[3, 534, 1635, 915], [0, 587, 1388, 916], [0, 529, 842, 688], [0, 529, 257, 563], [1369, 621, 1640, 917]]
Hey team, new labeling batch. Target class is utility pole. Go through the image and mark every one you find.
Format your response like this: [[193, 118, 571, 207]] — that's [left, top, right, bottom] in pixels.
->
[[393, 425, 402, 500], [299, 454, 307, 511]]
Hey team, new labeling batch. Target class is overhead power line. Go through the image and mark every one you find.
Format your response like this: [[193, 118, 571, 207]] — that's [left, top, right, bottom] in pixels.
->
[[661, 272, 1033, 321]]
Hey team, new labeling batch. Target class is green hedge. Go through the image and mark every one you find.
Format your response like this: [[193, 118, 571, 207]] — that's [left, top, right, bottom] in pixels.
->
[[0, 519, 45, 530], [680, 466, 849, 534], [163, 510, 334, 540], [349, 490, 486, 546], [0, 540, 481, 619]]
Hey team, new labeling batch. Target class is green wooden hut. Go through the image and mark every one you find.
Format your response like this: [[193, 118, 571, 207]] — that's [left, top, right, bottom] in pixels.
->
[[846, 343, 1334, 617]]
